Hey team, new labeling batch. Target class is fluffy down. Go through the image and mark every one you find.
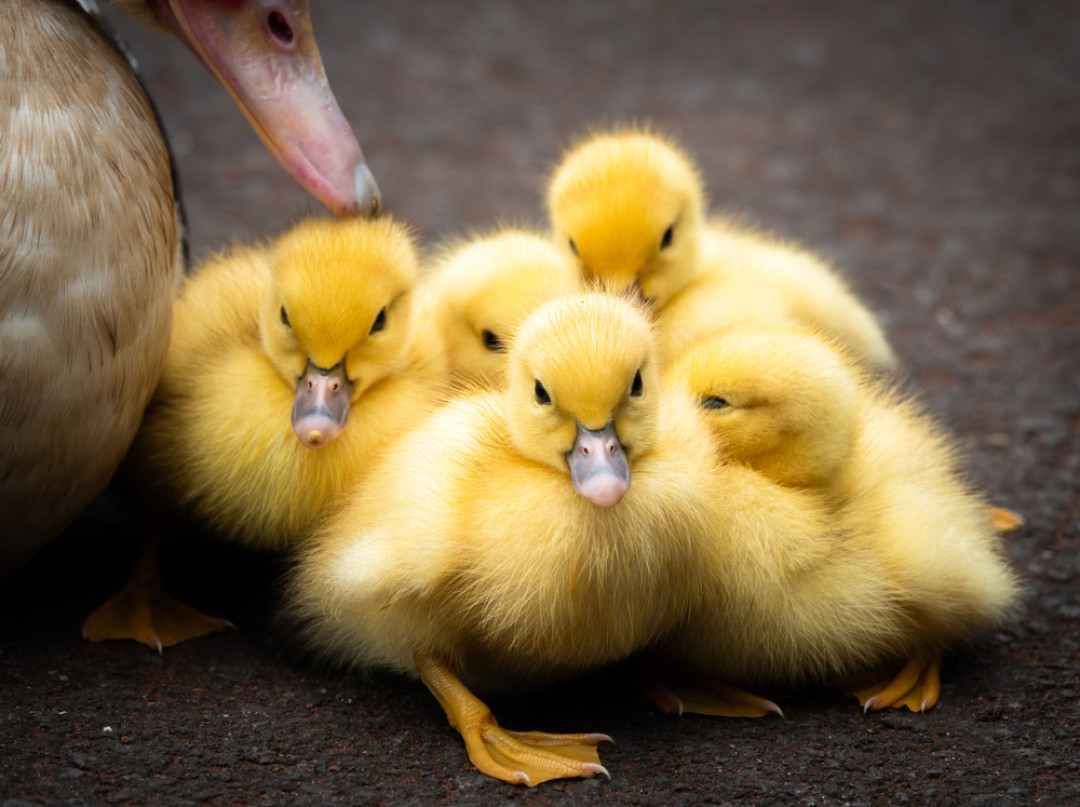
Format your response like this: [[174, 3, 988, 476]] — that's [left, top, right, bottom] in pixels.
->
[[546, 127, 896, 370], [132, 216, 442, 549], [655, 327, 1021, 707], [416, 227, 582, 390], [287, 293, 721, 784]]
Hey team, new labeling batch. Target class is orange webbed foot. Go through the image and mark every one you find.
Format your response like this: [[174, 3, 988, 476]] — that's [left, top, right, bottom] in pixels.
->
[[416, 654, 612, 786], [842, 653, 943, 713], [988, 506, 1025, 534], [639, 671, 784, 719], [82, 534, 233, 653]]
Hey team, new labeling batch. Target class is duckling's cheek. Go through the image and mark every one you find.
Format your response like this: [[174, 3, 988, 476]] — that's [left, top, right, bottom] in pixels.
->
[[291, 361, 353, 449], [567, 421, 630, 508]]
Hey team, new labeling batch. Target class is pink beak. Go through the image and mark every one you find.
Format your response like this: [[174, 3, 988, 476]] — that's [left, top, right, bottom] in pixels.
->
[[291, 361, 353, 449], [156, 0, 380, 217], [566, 421, 631, 507]]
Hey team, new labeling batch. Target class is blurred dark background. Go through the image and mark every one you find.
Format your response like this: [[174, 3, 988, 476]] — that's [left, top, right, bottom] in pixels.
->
[[2, 1, 1078, 804]]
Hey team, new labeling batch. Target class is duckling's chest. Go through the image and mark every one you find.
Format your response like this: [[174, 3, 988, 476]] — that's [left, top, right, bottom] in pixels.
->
[[452, 461, 707, 680]]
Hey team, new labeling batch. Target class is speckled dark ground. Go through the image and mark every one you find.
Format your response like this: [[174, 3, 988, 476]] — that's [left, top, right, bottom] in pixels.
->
[[3, 1, 1079, 804]]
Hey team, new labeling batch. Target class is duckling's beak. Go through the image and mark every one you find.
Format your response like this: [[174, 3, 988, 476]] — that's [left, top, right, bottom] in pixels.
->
[[291, 361, 354, 449], [154, 0, 380, 217], [567, 421, 630, 507]]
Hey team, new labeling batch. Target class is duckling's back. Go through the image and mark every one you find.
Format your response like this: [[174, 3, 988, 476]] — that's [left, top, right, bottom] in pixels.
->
[[660, 222, 897, 370], [838, 392, 1022, 644]]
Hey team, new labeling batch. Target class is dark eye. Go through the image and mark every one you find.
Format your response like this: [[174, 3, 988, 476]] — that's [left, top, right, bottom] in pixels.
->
[[280, 305, 290, 328], [266, 11, 294, 46], [568, 238, 579, 256], [630, 369, 643, 397], [660, 225, 674, 250], [534, 379, 551, 405], [370, 307, 387, 334], [481, 329, 505, 352], [702, 396, 729, 410]]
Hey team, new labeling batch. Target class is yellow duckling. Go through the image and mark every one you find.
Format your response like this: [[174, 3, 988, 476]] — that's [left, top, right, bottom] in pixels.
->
[[667, 326, 864, 490], [140, 214, 435, 545], [546, 127, 897, 371], [652, 327, 1022, 714], [84, 215, 440, 650], [416, 227, 581, 389], [287, 293, 719, 786]]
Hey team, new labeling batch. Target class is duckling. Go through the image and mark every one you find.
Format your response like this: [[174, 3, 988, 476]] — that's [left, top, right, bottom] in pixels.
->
[[83, 216, 438, 650], [652, 327, 1022, 714], [287, 293, 720, 785], [546, 127, 896, 371], [416, 228, 582, 389], [1, 0, 377, 577], [666, 326, 864, 490]]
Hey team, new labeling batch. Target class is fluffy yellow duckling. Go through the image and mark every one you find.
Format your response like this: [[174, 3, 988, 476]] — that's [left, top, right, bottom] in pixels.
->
[[140, 214, 436, 545], [288, 293, 720, 786], [84, 215, 440, 650], [668, 326, 864, 490], [546, 128, 896, 371], [416, 228, 581, 389], [652, 327, 1022, 714]]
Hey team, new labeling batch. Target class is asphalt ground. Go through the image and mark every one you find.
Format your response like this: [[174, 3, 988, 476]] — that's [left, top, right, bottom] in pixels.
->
[[2, 1, 1079, 804]]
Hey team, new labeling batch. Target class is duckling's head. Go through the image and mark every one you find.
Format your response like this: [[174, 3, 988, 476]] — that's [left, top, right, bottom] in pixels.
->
[[260, 216, 417, 448], [505, 293, 659, 507], [431, 229, 581, 388], [667, 328, 863, 488], [547, 128, 705, 306]]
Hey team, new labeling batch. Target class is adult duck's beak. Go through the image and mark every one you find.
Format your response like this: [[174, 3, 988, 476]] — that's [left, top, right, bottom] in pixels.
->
[[155, 0, 380, 217]]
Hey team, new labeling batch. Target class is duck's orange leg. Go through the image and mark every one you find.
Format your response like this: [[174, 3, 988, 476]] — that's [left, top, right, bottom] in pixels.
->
[[415, 654, 611, 787], [639, 670, 784, 719], [82, 524, 233, 653], [842, 652, 943, 713]]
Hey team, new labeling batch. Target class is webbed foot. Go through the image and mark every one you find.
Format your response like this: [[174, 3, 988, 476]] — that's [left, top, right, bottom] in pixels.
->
[[415, 654, 612, 786], [842, 653, 942, 713]]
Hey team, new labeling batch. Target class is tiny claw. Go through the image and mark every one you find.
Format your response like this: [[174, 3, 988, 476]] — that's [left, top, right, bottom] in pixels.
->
[[514, 771, 531, 786], [587, 733, 616, 746], [764, 699, 785, 719], [152, 635, 164, 655], [586, 763, 611, 780], [863, 696, 878, 714]]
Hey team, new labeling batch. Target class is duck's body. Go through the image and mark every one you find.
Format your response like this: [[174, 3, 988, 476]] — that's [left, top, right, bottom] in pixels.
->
[[416, 228, 581, 389], [1, 0, 178, 571], [289, 293, 718, 785], [546, 128, 895, 370], [657, 329, 1021, 710], [134, 217, 437, 550], [0, 0, 378, 576]]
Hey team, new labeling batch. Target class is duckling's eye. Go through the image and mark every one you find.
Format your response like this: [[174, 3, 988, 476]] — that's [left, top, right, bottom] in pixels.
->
[[702, 396, 729, 410], [481, 329, 505, 352], [630, 369, 643, 398], [568, 238, 579, 257], [660, 225, 674, 250], [370, 307, 387, 334], [280, 305, 290, 328], [534, 379, 552, 406]]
